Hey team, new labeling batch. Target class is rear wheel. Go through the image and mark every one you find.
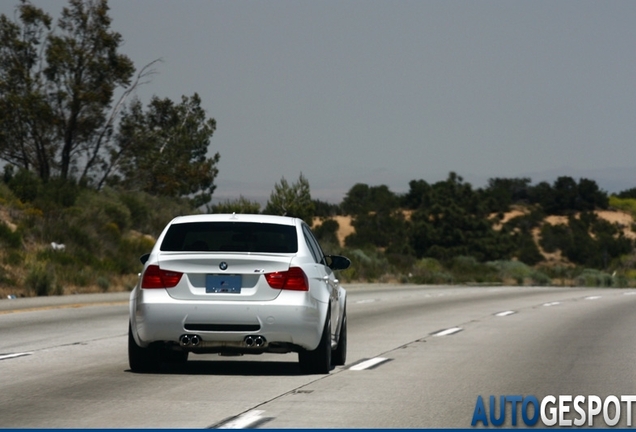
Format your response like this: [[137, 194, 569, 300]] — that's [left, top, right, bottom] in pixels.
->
[[298, 314, 332, 374], [162, 348, 188, 364], [331, 311, 347, 366], [128, 324, 159, 372]]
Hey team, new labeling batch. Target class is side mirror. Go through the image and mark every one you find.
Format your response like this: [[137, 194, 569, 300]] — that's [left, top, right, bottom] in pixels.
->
[[326, 255, 351, 271], [140, 253, 150, 265]]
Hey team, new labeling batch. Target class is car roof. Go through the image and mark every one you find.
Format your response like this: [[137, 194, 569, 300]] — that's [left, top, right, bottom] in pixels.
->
[[168, 213, 299, 226]]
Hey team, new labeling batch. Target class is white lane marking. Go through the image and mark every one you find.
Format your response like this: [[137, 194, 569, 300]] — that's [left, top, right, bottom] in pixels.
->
[[355, 299, 378, 304], [0, 352, 32, 361], [495, 311, 516, 317], [543, 302, 561, 307], [585, 296, 602, 300], [349, 357, 390, 371], [624, 292, 636, 296], [217, 410, 266, 429], [433, 327, 463, 337]]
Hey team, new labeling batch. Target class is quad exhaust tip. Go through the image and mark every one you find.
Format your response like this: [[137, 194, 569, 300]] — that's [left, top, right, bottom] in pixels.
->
[[180, 334, 266, 348]]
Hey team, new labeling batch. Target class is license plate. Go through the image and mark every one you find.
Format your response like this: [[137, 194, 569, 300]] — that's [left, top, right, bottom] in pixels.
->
[[206, 275, 242, 293]]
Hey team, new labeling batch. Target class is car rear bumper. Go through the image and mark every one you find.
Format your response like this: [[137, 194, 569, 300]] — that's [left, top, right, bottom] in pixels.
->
[[130, 288, 326, 352]]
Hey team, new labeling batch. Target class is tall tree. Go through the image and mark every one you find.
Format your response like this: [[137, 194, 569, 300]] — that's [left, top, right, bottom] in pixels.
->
[[0, 1, 54, 179], [110, 94, 219, 207], [481, 177, 532, 213], [0, 0, 136, 183], [263, 173, 315, 224], [341, 183, 398, 216], [46, 0, 134, 181]]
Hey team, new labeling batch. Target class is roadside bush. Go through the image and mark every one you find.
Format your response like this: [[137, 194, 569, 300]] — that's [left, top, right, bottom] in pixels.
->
[[488, 260, 532, 285], [410, 257, 453, 284], [612, 273, 630, 288], [575, 269, 613, 287], [449, 255, 500, 284], [529, 270, 551, 286], [339, 248, 392, 282], [25, 264, 57, 296], [97, 277, 110, 292]]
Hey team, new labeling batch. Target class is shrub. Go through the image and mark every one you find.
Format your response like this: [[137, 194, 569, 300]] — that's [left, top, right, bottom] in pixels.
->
[[529, 270, 552, 286], [0, 222, 22, 248], [97, 277, 110, 292], [339, 248, 392, 282], [449, 256, 500, 284], [575, 269, 613, 287], [25, 264, 56, 297], [411, 257, 453, 284], [488, 260, 533, 285], [8, 169, 41, 203]]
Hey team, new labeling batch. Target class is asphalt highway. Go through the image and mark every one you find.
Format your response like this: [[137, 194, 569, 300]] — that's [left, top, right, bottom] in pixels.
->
[[1, 284, 635, 428]]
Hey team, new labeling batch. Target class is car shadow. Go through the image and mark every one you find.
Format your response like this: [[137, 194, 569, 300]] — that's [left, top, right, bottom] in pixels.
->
[[125, 358, 318, 376]]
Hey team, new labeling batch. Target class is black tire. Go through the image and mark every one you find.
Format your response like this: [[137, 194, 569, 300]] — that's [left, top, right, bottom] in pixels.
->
[[298, 314, 332, 374], [331, 311, 347, 366], [162, 348, 188, 364], [128, 323, 159, 372]]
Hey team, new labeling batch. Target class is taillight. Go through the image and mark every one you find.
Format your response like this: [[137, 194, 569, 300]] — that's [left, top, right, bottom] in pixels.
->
[[265, 267, 309, 291], [141, 265, 183, 289]]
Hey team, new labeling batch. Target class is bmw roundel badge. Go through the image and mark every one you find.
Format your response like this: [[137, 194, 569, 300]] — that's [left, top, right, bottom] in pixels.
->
[[219, 261, 228, 271]]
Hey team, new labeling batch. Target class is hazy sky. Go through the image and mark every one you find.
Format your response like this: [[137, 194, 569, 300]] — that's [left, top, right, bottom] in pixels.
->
[[2, 1, 636, 203]]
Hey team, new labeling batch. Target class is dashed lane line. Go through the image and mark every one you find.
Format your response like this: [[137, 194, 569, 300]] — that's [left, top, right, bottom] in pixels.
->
[[495, 310, 516, 317], [543, 302, 561, 307], [432, 327, 463, 337], [0, 352, 33, 360], [214, 410, 268, 429], [349, 357, 391, 371]]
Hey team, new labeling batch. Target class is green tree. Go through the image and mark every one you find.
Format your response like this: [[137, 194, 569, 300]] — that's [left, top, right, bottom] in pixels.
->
[[539, 212, 632, 268], [577, 178, 608, 210], [341, 183, 398, 216], [312, 218, 339, 246], [109, 94, 219, 207], [402, 179, 433, 210], [341, 183, 409, 253], [528, 177, 608, 214], [263, 173, 315, 224], [312, 199, 341, 217], [0, 0, 137, 183], [481, 177, 532, 213], [409, 173, 514, 261], [616, 187, 636, 199], [209, 196, 261, 214], [0, 2, 55, 180]]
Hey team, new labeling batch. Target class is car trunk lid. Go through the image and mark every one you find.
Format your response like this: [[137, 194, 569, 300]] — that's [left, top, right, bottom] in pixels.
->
[[156, 253, 293, 301]]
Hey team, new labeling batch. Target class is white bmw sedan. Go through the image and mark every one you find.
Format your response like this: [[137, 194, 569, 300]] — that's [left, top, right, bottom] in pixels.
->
[[128, 213, 350, 374]]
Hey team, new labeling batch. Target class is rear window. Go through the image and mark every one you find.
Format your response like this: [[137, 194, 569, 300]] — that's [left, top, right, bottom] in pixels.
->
[[160, 222, 298, 253]]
